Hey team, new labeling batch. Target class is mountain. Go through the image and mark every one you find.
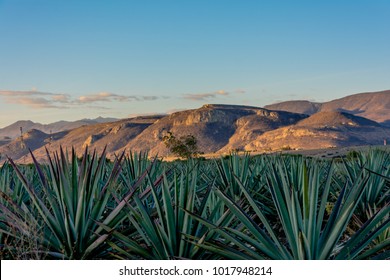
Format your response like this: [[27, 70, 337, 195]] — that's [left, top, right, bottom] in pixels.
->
[[264, 100, 321, 115], [0, 105, 307, 162], [245, 111, 390, 152], [80, 116, 119, 123], [0, 129, 50, 162], [320, 90, 390, 124], [1, 90, 390, 163], [0, 120, 42, 140], [0, 117, 119, 139], [123, 104, 306, 156], [0, 115, 164, 163], [264, 90, 390, 125], [216, 107, 306, 153]]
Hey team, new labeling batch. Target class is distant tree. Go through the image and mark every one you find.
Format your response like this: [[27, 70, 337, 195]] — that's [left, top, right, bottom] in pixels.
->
[[162, 131, 200, 159]]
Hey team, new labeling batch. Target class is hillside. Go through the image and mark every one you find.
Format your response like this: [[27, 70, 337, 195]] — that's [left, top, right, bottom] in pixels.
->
[[0, 129, 50, 162], [218, 108, 306, 153], [20, 115, 164, 162], [264, 100, 321, 115], [0, 117, 118, 139], [245, 111, 390, 152], [1, 89, 390, 163], [320, 90, 390, 124], [265, 90, 390, 125], [0, 105, 308, 162], [0, 120, 41, 140], [123, 104, 306, 156]]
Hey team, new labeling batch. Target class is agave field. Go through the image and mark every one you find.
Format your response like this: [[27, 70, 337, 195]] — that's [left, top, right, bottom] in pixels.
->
[[0, 147, 389, 260]]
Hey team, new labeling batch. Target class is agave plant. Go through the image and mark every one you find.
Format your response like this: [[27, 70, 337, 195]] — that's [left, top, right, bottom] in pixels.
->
[[120, 151, 154, 185], [108, 159, 228, 259], [339, 149, 390, 212], [0, 162, 39, 259], [1, 148, 388, 260], [0, 146, 133, 259], [189, 155, 390, 259], [214, 152, 252, 199]]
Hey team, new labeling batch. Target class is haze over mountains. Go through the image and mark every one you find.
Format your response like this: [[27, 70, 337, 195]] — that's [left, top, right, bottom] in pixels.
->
[[1, 90, 389, 162]]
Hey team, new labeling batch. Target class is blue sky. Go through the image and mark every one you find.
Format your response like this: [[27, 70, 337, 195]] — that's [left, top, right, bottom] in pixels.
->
[[0, 0, 389, 127]]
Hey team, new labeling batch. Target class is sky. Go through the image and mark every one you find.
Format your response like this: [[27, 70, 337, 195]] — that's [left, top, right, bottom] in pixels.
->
[[0, 0, 389, 128]]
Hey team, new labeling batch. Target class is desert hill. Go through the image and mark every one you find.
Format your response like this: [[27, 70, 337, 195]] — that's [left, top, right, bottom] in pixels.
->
[[0, 129, 50, 161], [320, 90, 390, 124], [296, 111, 381, 128], [0, 117, 118, 139], [0, 104, 308, 162], [122, 104, 306, 156], [245, 111, 390, 152], [265, 90, 390, 125], [1, 89, 390, 163], [264, 100, 321, 115], [7, 115, 164, 162], [0, 120, 40, 140]]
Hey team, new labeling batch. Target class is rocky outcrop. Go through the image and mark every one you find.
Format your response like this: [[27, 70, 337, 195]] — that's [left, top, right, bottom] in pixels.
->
[[83, 134, 104, 148], [245, 111, 390, 152], [122, 104, 305, 156], [218, 109, 306, 153]]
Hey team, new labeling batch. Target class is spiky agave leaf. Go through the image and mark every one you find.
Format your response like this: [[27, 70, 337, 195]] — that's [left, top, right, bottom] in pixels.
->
[[3, 146, 129, 259], [185, 155, 389, 260], [111, 160, 223, 259]]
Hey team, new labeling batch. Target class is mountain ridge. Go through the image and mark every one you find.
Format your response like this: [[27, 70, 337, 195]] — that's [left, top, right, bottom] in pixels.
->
[[1, 90, 390, 163], [0, 117, 119, 139], [264, 89, 390, 125]]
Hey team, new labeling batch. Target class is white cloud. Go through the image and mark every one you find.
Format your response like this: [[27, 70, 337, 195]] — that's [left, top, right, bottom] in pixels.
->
[[0, 90, 71, 108], [15, 97, 58, 108], [183, 89, 231, 101], [78, 92, 122, 103], [234, 89, 246, 94], [0, 90, 160, 109], [77, 92, 161, 103]]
